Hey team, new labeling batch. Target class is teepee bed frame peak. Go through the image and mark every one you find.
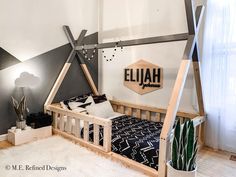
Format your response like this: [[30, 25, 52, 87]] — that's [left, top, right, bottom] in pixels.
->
[[44, 1, 206, 177]]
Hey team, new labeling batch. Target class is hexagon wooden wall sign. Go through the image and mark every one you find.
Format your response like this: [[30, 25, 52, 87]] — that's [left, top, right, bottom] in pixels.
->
[[124, 60, 163, 95]]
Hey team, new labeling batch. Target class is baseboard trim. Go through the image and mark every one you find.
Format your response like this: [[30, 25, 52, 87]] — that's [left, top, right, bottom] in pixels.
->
[[0, 134, 7, 141]]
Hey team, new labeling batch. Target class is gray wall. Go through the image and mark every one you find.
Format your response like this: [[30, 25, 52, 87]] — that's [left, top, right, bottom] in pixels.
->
[[0, 33, 98, 135]]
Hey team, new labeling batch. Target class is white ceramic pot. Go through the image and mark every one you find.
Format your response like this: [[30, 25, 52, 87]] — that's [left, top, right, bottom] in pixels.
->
[[16, 120, 26, 130], [167, 161, 197, 177]]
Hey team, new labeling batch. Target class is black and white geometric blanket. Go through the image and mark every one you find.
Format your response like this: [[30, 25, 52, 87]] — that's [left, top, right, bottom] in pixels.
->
[[82, 115, 163, 169]]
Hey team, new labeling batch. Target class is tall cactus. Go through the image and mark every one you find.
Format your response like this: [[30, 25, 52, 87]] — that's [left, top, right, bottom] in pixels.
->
[[171, 119, 198, 171]]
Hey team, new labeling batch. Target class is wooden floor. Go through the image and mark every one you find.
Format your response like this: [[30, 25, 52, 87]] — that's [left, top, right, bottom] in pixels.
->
[[0, 140, 235, 177], [197, 148, 236, 177], [0, 140, 13, 149]]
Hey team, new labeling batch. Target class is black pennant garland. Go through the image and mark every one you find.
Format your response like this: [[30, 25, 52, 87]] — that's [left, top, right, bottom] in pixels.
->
[[82, 44, 97, 61], [81, 41, 123, 62], [103, 41, 123, 62]]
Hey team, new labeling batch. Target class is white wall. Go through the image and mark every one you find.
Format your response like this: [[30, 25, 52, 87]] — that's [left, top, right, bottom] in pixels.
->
[[0, 0, 98, 61], [98, 0, 199, 113]]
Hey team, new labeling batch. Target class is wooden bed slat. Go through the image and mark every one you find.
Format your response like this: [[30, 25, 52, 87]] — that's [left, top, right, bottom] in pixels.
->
[[84, 121, 89, 142], [59, 115, 65, 131], [94, 124, 99, 146], [53, 112, 58, 128], [103, 125, 112, 152], [112, 105, 118, 112], [66, 116, 72, 133], [146, 111, 151, 120], [75, 119, 81, 138], [156, 113, 161, 122], [127, 107, 132, 116], [136, 109, 141, 119], [120, 106, 125, 114]]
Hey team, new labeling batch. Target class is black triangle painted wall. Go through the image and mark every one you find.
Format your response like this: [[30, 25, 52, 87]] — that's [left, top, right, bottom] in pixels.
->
[[0, 32, 98, 135], [0, 47, 21, 70]]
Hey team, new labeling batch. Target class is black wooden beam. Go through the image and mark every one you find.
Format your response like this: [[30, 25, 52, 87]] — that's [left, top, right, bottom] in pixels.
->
[[192, 6, 205, 61], [63, 26, 76, 48], [185, 0, 196, 35], [64, 4, 204, 63], [195, 6, 205, 27], [75, 33, 188, 50], [77, 30, 87, 45], [183, 5, 204, 60], [63, 26, 87, 64], [183, 35, 195, 59]]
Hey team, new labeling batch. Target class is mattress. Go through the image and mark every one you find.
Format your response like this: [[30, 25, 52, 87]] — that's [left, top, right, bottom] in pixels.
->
[[82, 115, 163, 169]]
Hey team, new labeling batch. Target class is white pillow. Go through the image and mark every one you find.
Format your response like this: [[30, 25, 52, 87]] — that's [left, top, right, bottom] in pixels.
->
[[68, 102, 84, 110], [86, 101, 114, 118], [72, 107, 87, 113], [107, 112, 124, 119], [85, 96, 95, 105]]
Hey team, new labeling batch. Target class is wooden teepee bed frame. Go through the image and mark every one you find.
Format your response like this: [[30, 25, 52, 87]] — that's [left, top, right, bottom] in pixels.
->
[[44, 0, 205, 177]]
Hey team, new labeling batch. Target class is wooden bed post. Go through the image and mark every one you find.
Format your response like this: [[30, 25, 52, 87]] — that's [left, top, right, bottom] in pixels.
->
[[193, 6, 205, 117], [44, 27, 99, 110], [158, 59, 191, 177], [63, 26, 99, 96], [158, 1, 205, 177], [44, 50, 76, 108]]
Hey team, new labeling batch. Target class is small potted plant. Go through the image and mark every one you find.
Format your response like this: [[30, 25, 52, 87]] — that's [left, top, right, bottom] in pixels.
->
[[11, 96, 28, 130], [167, 119, 198, 177]]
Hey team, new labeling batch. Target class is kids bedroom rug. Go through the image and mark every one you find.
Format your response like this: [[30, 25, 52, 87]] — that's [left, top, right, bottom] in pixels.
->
[[0, 136, 147, 177]]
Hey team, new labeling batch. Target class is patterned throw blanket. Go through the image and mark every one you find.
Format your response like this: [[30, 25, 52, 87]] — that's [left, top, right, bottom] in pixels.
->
[[82, 115, 163, 169]]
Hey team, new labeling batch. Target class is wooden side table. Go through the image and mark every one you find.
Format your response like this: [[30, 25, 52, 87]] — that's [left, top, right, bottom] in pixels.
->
[[7, 126, 52, 145]]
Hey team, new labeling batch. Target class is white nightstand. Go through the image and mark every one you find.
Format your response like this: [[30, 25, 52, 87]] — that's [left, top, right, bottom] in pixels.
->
[[7, 126, 52, 145]]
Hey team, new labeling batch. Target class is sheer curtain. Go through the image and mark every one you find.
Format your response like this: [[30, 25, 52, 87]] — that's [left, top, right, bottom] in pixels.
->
[[202, 0, 236, 153]]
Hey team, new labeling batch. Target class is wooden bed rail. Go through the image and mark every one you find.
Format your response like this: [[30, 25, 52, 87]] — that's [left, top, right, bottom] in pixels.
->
[[45, 105, 112, 152], [110, 99, 198, 121], [110, 100, 205, 143]]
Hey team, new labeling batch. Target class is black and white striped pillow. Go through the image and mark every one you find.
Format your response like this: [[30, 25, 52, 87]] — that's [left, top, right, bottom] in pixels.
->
[[61, 93, 108, 110], [63, 93, 92, 110]]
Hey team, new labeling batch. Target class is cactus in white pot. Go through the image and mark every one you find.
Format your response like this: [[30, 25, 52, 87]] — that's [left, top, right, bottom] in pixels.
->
[[11, 96, 28, 130], [167, 119, 198, 177]]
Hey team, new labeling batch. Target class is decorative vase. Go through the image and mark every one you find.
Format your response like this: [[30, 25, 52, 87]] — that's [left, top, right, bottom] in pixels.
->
[[167, 161, 197, 177], [16, 120, 26, 130]]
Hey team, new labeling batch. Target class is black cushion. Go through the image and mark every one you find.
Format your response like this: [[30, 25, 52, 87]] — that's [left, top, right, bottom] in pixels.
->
[[92, 94, 107, 103], [27, 112, 52, 129]]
